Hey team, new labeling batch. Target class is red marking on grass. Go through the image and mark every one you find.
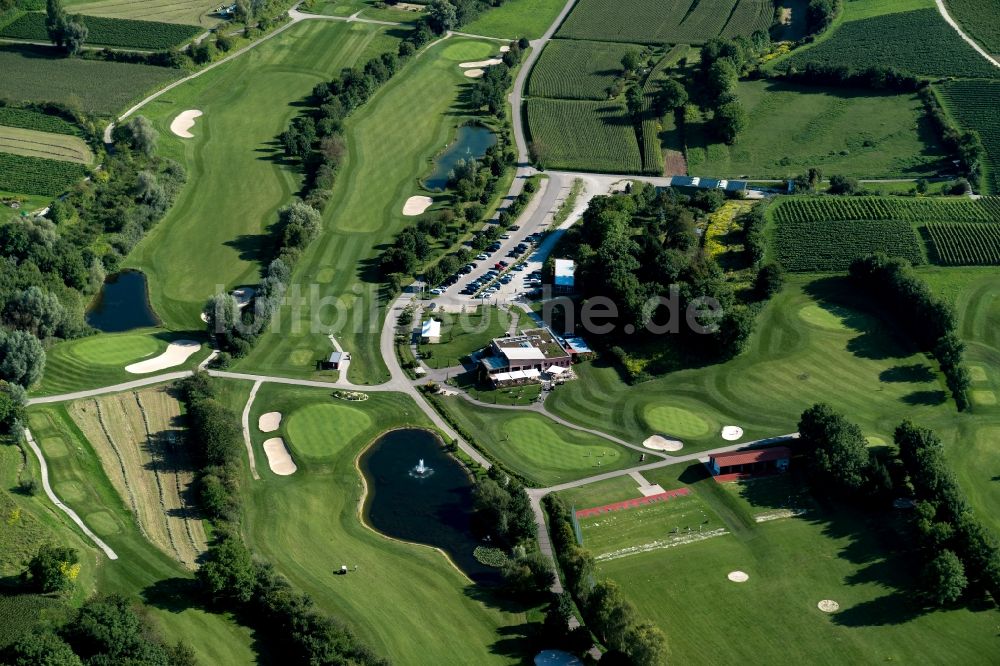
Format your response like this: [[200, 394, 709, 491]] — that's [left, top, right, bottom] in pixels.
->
[[575, 488, 691, 518]]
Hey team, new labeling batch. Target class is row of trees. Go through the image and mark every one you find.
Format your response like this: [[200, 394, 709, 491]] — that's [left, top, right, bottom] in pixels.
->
[[1, 593, 196, 665], [797, 404, 1000, 606], [543, 495, 668, 664], [176, 372, 386, 663], [805, 0, 842, 36], [849, 254, 972, 410], [920, 88, 984, 190], [469, 39, 526, 118], [45, 0, 88, 56], [695, 32, 770, 144]]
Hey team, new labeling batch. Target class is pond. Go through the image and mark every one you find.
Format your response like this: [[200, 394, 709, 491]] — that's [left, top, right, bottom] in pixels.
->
[[86, 270, 160, 332], [359, 428, 498, 584], [424, 124, 497, 192]]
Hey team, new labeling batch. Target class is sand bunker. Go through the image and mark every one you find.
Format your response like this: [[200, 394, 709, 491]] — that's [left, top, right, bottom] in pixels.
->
[[170, 110, 203, 139], [263, 438, 297, 476], [500, 45, 510, 53], [125, 340, 200, 374], [727, 571, 749, 582], [642, 435, 683, 452], [464, 68, 485, 78], [721, 426, 744, 441], [403, 195, 433, 216], [258, 412, 282, 433], [818, 599, 839, 613], [460, 58, 503, 68]]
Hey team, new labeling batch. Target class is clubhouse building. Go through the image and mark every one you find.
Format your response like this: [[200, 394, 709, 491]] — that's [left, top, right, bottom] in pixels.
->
[[479, 326, 590, 386]]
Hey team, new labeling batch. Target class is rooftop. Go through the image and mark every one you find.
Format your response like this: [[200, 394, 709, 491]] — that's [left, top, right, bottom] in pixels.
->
[[711, 446, 792, 467], [494, 327, 570, 360]]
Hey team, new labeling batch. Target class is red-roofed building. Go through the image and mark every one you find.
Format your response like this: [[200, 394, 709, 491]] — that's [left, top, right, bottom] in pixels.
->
[[709, 446, 791, 480]]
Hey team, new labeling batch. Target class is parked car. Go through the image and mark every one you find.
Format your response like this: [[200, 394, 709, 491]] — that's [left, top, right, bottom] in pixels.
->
[[430, 288, 443, 295], [476, 253, 488, 260]]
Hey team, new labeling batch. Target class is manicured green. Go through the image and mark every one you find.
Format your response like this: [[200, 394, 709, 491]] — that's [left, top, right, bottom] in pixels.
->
[[528, 39, 639, 100], [0, 12, 200, 49], [526, 98, 642, 173], [0, 151, 88, 195], [234, 36, 495, 384], [689, 80, 949, 179], [644, 404, 714, 438], [936, 80, 1000, 194], [945, 0, 1000, 54], [461, 0, 566, 39], [129, 21, 389, 329], [783, 8, 1000, 79], [434, 396, 642, 485], [0, 44, 180, 116], [243, 383, 528, 664], [284, 401, 373, 460], [25, 401, 258, 664], [34, 330, 210, 396], [418, 306, 511, 369]]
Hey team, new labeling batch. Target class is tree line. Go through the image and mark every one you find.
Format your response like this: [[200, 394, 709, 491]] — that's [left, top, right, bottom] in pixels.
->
[[849, 254, 971, 410], [0, 115, 183, 390], [543, 495, 668, 665], [797, 404, 1000, 607], [176, 372, 386, 664]]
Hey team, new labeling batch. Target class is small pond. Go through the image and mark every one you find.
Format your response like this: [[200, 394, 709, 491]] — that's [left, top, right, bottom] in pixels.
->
[[359, 428, 498, 584], [86, 270, 159, 332], [424, 124, 497, 192]]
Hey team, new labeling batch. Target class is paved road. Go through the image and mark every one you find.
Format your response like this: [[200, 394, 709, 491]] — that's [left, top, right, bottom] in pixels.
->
[[935, 0, 1000, 68], [23, 428, 119, 560], [241, 381, 263, 480]]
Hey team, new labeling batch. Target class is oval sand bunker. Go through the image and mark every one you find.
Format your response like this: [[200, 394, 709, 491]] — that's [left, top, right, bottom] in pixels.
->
[[721, 425, 744, 441], [258, 412, 282, 433], [263, 437, 297, 476], [403, 195, 433, 216], [464, 68, 486, 78], [170, 109, 203, 139], [818, 599, 839, 612], [727, 571, 749, 582], [125, 340, 200, 374], [642, 435, 683, 452]]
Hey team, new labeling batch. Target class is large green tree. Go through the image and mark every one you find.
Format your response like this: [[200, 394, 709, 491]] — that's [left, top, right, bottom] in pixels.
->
[[24, 544, 79, 593], [0, 328, 46, 388]]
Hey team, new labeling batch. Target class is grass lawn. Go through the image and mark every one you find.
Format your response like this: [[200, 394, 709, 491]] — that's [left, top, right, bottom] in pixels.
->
[[65, 0, 223, 26], [33, 330, 211, 396], [25, 400, 258, 664], [235, 36, 499, 385], [461, 0, 567, 39], [545, 275, 967, 451], [241, 383, 530, 664], [589, 463, 1000, 664], [434, 396, 642, 485], [128, 21, 393, 330], [689, 80, 949, 179], [419, 305, 511, 369], [0, 44, 181, 117]]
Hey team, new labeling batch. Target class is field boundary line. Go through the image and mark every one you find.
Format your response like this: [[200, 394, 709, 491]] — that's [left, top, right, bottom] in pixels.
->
[[935, 0, 1000, 68], [242, 380, 263, 480], [22, 427, 120, 561]]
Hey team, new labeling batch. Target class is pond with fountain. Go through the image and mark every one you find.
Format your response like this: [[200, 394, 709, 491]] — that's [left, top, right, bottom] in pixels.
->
[[359, 428, 499, 584]]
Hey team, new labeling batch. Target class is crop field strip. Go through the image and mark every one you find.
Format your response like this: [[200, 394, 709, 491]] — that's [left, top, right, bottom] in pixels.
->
[[0, 11, 200, 49], [783, 8, 1000, 80], [0, 151, 88, 195], [0, 107, 81, 135], [926, 223, 1000, 265], [68, 387, 207, 569], [0, 44, 181, 115], [556, 0, 772, 44], [773, 217, 925, 272], [640, 44, 687, 175], [528, 39, 646, 100], [66, 0, 221, 26], [526, 97, 643, 173], [772, 196, 1000, 224], [935, 81, 1000, 195], [0, 126, 93, 164], [944, 0, 1000, 54]]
